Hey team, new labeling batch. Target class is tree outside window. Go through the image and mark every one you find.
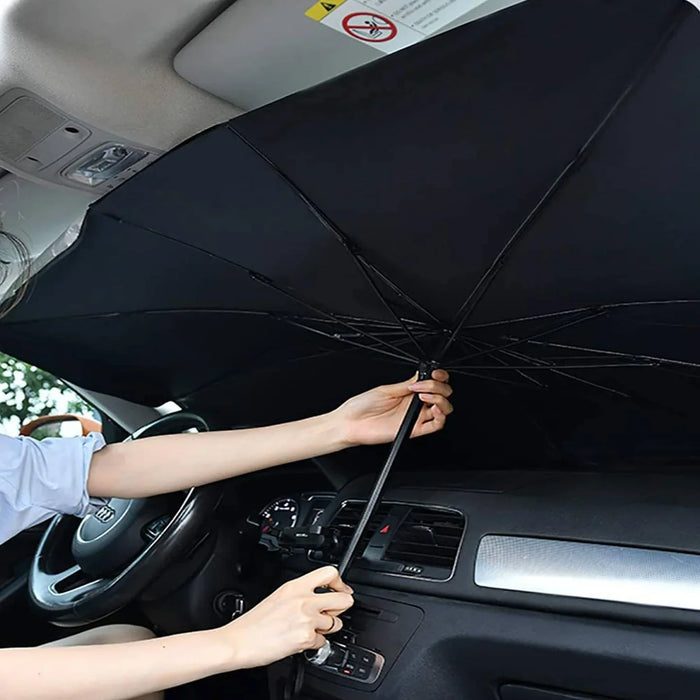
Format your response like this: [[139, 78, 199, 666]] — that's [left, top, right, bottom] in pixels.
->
[[0, 351, 97, 437]]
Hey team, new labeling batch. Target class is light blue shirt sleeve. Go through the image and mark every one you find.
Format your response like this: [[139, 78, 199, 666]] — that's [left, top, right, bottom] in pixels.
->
[[0, 432, 106, 546]]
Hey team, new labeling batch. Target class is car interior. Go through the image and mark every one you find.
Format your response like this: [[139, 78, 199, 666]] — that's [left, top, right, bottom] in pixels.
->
[[2, 0, 700, 699]]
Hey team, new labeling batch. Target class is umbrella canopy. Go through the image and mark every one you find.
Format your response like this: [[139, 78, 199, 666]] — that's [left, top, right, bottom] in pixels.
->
[[2, 0, 700, 471]]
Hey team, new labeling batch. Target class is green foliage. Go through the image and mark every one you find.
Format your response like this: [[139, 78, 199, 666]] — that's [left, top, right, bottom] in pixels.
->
[[0, 351, 95, 431]]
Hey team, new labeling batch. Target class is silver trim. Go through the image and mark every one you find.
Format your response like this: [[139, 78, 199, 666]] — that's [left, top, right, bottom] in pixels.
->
[[94, 505, 117, 523], [311, 499, 466, 583], [364, 648, 385, 684], [303, 493, 335, 504], [48, 565, 105, 598], [305, 640, 332, 665], [302, 493, 335, 526], [475, 535, 700, 612]]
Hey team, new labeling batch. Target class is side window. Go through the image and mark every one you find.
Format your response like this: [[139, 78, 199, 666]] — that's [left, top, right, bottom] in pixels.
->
[[0, 351, 101, 439]]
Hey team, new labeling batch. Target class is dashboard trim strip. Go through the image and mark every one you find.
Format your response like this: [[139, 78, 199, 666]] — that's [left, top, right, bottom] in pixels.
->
[[475, 535, 700, 611]]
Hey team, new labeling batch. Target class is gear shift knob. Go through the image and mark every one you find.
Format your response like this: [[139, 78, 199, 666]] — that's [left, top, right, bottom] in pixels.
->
[[304, 640, 347, 668], [304, 640, 331, 666]]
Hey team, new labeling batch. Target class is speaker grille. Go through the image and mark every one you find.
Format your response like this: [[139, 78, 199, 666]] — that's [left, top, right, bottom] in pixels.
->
[[0, 97, 64, 160]]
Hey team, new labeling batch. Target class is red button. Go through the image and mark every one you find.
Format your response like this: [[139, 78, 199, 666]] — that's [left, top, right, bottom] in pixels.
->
[[380, 525, 390, 534]]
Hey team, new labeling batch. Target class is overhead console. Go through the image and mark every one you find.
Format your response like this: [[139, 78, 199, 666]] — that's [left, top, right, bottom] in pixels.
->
[[0, 89, 160, 194]]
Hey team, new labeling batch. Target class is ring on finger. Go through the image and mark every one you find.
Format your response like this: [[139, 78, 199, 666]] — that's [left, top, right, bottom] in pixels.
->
[[324, 615, 340, 634]]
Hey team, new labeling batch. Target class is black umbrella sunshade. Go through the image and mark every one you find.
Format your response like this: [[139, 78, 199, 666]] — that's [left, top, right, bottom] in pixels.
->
[[2, 0, 700, 476]]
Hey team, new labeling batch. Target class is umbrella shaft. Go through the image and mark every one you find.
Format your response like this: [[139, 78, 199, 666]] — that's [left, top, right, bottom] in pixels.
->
[[337, 363, 433, 577]]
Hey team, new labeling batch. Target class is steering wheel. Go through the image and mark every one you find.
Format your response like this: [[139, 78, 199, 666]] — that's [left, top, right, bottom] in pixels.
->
[[29, 412, 222, 627]]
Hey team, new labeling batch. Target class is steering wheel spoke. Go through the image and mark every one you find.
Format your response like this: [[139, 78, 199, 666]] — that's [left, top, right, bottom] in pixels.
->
[[45, 565, 104, 598]]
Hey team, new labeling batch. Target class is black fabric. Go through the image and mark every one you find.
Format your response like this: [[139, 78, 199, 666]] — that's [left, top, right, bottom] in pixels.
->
[[2, 0, 700, 470]]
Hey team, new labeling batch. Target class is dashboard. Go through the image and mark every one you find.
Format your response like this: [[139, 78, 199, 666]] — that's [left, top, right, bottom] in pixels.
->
[[143, 465, 700, 699], [250, 492, 466, 583], [244, 469, 700, 700]]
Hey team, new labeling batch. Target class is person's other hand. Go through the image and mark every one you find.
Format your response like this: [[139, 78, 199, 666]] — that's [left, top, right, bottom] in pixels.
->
[[218, 566, 354, 670], [333, 369, 453, 447]]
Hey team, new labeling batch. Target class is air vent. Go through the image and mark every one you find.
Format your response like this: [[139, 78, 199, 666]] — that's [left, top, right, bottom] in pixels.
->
[[383, 507, 465, 574], [312, 500, 392, 564]]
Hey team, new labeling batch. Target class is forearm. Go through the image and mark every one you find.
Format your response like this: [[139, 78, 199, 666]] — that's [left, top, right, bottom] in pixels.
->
[[88, 412, 348, 499], [0, 630, 230, 700]]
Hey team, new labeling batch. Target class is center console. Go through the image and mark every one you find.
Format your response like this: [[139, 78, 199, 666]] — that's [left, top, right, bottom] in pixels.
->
[[268, 593, 423, 698]]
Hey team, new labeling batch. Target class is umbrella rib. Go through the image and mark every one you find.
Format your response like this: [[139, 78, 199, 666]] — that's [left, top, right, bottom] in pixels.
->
[[465, 337, 553, 388], [491, 340, 694, 401], [179, 332, 428, 403], [445, 307, 607, 365], [446, 367, 534, 388], [517, 338, 700, 372], [309, 315, 431, 332], [455, 337, 639, 399], [464, 299, 700, 330], [1, 307, 421, 337], [478, 340, 640, 399], [280, 317, 419, 363], [359, 257, 442, 325], [547, 368, 630, 398], [1, 307, 273, 325], [459, 337, 546, 388], [99, 212, 418, 363], [343, 253, 428, 357], [1, 305, 415, 363], [437, 9, 688, 360], [473, 332, 635, 397], [449, 362, 654, 371], [504, 342, 632, 397], [250, 271, 417, 361], [226, 125, 430, 358]]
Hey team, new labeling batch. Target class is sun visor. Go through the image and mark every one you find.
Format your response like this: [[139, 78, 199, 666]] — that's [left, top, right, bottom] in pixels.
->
[[174, 0, 525, 109]]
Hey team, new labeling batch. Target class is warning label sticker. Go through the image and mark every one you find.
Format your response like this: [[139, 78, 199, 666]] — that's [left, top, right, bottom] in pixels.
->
[[305, 0, 348, 21], [307, 0, 498, 53], [321, 0, 423, 52], [342, 12, 398, 42]]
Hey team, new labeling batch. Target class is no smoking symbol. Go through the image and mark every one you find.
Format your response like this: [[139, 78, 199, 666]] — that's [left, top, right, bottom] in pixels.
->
[[342, 12, 398, 42]]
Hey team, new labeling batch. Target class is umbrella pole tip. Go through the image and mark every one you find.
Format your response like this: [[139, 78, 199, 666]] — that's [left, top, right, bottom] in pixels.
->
[[418, 359, 439, 380]]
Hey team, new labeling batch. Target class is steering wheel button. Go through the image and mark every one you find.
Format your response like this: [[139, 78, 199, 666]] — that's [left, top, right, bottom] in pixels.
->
[[144, 515, 171, 540]]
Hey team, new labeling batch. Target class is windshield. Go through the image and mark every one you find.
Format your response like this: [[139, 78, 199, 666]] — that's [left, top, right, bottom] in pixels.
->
[[0, 172, 92, 303]]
